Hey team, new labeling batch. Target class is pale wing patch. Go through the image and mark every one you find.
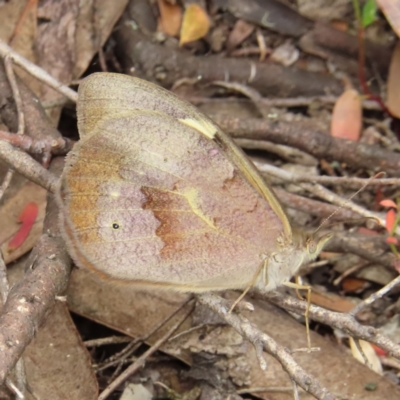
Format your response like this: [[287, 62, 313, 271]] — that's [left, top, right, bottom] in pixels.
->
[[181, 187, 216, 230], [178, 117, 217, 139]]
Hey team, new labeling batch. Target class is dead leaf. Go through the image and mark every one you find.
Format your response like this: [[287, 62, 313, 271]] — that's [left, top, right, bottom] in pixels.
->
[[349, 337, 383, 375], [331, 88, 362, 141], [376, 0, 400, 39], [158, 0, 182, 37], [180, 4, 210, 46], [8, 202, 38, 251], [341, 277, 369, 293], [310, 290, 356, 313], [120, 384, 152, 400], [270, 40, 299, 67], [226, 19, 254, 52], [24, 303, 99, 399], [0, 181, 47, 264], [387, 41, 400, 118], [67, 268, 192, 364]]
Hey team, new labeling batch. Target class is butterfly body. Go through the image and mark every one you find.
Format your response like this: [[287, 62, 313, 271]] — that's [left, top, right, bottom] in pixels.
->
[[57, 73, 330, 293]]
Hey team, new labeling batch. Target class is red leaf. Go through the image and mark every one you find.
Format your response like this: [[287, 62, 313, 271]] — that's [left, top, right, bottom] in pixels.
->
[[370, 343, 387, 357], [380, 199, 398, 209], [8, 202, 38, 251], [386, 209, 397, 233], [386, 236, 399, 245]]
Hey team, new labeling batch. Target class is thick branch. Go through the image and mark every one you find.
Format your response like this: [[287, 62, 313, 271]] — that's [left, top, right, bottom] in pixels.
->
[[214, 116, 400, 176], [0, 158, 71, 385]]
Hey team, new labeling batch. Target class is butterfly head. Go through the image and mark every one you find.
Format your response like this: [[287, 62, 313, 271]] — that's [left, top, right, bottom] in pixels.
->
[[302, 232, 333, 263]]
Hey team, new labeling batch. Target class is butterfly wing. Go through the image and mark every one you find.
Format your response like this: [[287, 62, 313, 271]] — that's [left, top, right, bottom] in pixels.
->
[[57, 74, 292, 291], [77, 73, 292, 238]]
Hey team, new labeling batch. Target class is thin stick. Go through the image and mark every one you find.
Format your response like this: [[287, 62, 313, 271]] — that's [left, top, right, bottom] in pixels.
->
[[0, 56, 26, 202], [84, 336, 132, 348], [350, 275, 400, 317], [5, 56, 25, 135], [198, 293, 335, 399], [0, 40, 78, 103], [268, 292, 400, 360], [255, 162, 398, 187], [313, 173, 386, 235]]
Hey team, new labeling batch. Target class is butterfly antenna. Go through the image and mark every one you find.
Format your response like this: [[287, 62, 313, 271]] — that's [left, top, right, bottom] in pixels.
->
[[313, 172, 385, 235]]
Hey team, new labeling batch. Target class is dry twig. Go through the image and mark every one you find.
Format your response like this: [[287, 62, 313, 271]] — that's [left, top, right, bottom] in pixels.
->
[[268, 292, 400, 359], [197, 293, 335, 400]]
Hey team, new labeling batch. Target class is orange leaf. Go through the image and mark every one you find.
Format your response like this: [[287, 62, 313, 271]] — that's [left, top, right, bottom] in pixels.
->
[[158, 0, 182, 37], [380, 199, 398, 209], [331, 88, 362, 141], [8, 202, 38, 251], [180, 4, 210, 46], [341, 277, 368, 293], [386, 209, 397, 233], [387, 41, 400, 118]]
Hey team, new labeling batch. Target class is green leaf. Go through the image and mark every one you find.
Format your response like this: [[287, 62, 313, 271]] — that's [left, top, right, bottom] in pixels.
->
[[362, 0, 377, 27]]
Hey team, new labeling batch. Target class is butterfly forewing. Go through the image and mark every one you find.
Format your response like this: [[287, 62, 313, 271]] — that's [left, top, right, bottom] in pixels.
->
[[77, 73, 292, 238]]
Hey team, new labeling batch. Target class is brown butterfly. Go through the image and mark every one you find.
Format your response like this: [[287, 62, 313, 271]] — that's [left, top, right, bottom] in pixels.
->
[[56, 73, 331, 294]]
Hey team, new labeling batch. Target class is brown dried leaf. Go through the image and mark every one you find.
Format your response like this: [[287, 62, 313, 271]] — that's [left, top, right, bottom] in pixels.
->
[[158, 0, 182, 37], [310, 290, 356, 313], [387, 41, 400, 118], [349, 338, 383, 375], [24, 303, 98, 399], [376, 0, 400, 39], [179, 4, 210, 46], [330, 88, 362, 141], [226, 19, 254, 52], [67, 268, 192, 364]]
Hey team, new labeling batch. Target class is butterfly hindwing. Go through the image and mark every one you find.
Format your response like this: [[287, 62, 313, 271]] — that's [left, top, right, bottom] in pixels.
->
[[58, 106, 288, 290]]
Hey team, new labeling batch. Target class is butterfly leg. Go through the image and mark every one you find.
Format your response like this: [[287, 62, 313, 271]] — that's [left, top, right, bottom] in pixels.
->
[[283, 281, 312, 350], [228, 258, 267, 313]]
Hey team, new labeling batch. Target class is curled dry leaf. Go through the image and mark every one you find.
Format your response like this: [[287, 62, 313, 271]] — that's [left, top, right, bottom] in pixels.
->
[[387, 41, 400, 118], [180, 4, 210, 46], [349, 337, 383, 375], [330, 88, 362, 141], [158, 0, 182, 37], [376, 0, 400, 39]]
